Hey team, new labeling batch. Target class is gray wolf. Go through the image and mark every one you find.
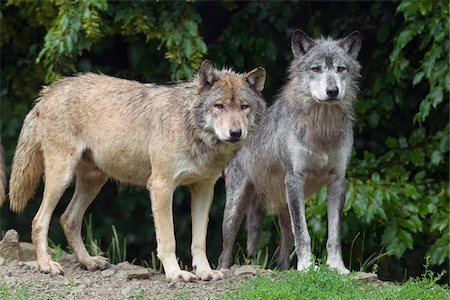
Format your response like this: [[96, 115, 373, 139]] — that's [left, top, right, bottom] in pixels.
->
[[218, 30, 362, 274], [4, 60, 266, 281]]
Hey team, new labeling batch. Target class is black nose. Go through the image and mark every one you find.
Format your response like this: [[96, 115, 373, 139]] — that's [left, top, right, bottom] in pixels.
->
[[326, 87, 339, 98], [229, 128, 242, 139]]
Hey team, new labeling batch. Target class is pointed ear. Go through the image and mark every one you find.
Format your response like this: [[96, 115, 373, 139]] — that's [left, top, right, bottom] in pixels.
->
[[339, 31, 361, 58], [291, 30, 316, 58], [245, 67, 266, 92], [197, 59, 218, 92]]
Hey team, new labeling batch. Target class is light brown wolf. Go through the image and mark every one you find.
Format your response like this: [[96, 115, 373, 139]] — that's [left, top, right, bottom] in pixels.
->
[[4, 60, 266, 282]]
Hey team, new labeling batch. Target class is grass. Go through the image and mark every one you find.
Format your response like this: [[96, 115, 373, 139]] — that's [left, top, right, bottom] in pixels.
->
[[0, 282, 71, 300], [215, 264, 448, 300]]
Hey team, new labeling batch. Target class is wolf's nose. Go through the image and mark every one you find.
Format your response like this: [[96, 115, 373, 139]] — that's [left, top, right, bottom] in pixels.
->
[[229, 129, 242, 139], [326, 87, 339, 98]]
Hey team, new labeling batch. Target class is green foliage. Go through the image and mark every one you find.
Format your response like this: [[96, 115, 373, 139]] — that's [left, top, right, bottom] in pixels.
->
[[217, 264, 448, 300]]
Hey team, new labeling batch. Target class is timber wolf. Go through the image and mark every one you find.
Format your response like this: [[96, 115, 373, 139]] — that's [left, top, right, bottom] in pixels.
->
[[218, 30, 362, 274], [4, 60, 266, 281]]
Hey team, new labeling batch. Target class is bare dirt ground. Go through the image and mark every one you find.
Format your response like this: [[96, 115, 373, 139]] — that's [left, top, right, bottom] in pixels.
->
[[0, 254, 268, 299]]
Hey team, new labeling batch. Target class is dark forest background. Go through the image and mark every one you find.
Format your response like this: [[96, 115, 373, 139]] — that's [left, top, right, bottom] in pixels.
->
[[1, 1, 448, 283]]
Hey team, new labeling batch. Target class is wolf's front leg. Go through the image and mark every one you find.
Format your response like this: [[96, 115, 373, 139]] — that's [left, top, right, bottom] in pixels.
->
[[285, 172, 313, 271], [148, 177, 197, 282], [190, 180, 223, 281], [326, 176, 349, 274]]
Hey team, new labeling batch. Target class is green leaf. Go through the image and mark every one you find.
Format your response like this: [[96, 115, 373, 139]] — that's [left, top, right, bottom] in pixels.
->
[[385, 137, 398, 149], [398, 229, 413, 249], [409, 149, 424, 166], [412, 71, 424, 85], [431, 150, 443, 166]]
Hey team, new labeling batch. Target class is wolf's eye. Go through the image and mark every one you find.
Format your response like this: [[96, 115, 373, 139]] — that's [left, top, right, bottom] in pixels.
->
[[337, 66, 347, 72], [311, 66, 321, 72], [241, 104, 250, 110], [214, 104, 224, 110]]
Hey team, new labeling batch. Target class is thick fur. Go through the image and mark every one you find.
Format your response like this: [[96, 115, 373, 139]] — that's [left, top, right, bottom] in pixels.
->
[[7, 60, 266, 281], [218, 31, 361, 274]]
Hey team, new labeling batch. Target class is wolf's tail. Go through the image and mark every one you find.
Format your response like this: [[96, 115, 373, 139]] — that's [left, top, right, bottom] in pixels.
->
[[7, 109, 44, 213], [0, 145, 6, 206]]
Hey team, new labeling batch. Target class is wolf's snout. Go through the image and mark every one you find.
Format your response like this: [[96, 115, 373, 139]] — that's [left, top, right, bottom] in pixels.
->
[[229, 128, 242, 139], [326, 87, 339, 98]]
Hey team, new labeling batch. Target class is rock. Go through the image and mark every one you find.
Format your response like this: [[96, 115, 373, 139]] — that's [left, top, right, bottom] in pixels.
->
[[101, 268, 116, 277], [19, 242, 36, 261], [121, 285, 136, 297], [23, 261, 39, 269], [218, 268, 233, 279], [354, 272, 378, 283], [0, 229, 20, 261], [127, 268, 150, 280], [0, 256, 5, 266], [233, 265, 257, 276], [57, 254, 77, 264], [117, 261, 136, 270], [116, 270, 128, 281], [4, 275, 17, 288]]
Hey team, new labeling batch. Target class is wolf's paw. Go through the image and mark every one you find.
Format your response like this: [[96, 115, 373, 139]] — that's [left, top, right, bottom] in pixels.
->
[[79, 255, 109, 271], [195, 269, 224, 281], [297, 258, 313, 272], [39, 259, 64, 276], [166, 270, 197, 283], [327, 261, 350, 275]]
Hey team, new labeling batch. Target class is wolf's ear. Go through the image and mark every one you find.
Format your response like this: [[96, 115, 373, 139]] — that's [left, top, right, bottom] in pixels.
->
[[198, 59, 218, 92], [339, 31, 361, 59], [291, 30, 316, 57], [245, 67, 266, 92]]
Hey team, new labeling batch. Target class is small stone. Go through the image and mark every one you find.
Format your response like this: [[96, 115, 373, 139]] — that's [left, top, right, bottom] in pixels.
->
[[17, 261, 24, 266], [127, 268, 150, 280], [19, 242, 36, 261], [121, 285, 135, 297], [354, 272, 378, 283], [0, 256, 5, 266], [23, 261, 38, 269], [0, 229, 20, 261], [116, 270, 128, 281], [233, 265, 257, 276], [118, 261, 140, 270], [218, 268, 233, 279], [101, 268, 116, 277], [4, 276, 17, 288]]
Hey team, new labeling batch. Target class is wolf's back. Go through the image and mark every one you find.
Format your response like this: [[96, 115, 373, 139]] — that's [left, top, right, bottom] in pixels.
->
[[6, 109, 44, 213]]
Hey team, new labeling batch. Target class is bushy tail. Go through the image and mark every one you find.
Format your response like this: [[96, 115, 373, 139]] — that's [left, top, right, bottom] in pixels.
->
[[8, 110, 44, 213], [0, 145, 6, 206]]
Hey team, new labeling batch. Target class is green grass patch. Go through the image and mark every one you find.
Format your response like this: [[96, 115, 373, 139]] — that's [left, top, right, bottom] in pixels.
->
[[216, 265, 448, 300]]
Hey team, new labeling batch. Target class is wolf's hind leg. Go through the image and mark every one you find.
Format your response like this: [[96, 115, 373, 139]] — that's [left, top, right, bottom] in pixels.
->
[[276, 207, 294, 270], [245, 199, 264, 257], [60, 159, 108, 271], [33, 150, 76, 276], [218, 172, 256, 269]]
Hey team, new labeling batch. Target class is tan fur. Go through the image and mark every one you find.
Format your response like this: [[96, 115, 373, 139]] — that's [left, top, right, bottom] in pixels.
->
[[8, 62, 266, 281]]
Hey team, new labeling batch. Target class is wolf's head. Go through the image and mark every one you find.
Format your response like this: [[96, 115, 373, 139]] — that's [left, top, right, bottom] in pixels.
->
[[289, 30, 362, 105], [196, 60, 266, 145]]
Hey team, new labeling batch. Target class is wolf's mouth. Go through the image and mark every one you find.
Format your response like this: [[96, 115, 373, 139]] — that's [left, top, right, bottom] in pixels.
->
[[220, 138, 242, 145]]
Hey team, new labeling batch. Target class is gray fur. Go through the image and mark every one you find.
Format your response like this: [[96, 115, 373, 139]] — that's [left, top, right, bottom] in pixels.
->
[[218, 31, 362, 274]]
